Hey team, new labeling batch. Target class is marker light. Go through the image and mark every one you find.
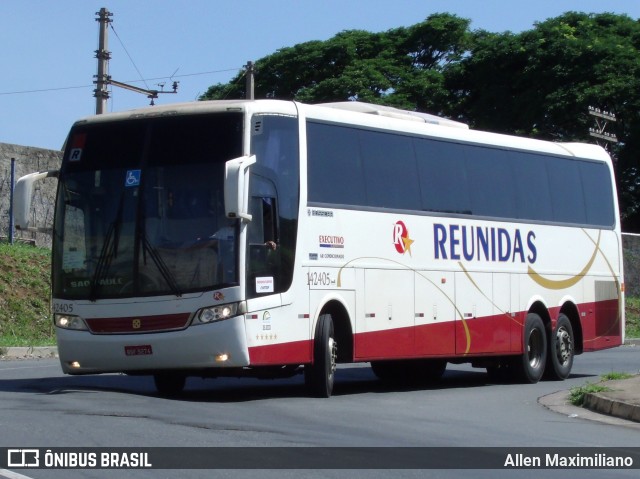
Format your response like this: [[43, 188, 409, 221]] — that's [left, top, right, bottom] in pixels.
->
[[193, 303, 239, 325], [55, 314, 88, 331]]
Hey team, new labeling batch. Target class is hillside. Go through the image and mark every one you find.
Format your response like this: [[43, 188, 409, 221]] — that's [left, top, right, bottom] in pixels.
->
[[0, 241, 53, 346]]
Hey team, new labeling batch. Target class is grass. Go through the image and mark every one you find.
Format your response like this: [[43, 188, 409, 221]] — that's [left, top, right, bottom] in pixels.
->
[[568, 382, 613, 406], [0, 239, 640, 347], [568, 371, 635, 406], [600, 372, 634, 381], [625, 296, 640, 338], [0, 241, 53, 346]]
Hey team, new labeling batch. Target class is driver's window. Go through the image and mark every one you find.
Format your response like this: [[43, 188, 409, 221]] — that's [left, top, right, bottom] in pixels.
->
[[247, 174, 280, 297]]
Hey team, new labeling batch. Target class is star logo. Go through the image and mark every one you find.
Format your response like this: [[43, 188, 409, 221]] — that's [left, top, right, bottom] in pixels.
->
[[393, 221, 414, 256]]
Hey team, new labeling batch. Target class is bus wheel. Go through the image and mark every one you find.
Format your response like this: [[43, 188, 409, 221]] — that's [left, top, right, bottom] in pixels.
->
[[515, 313, 547, 383], [154, 373, 186, 397], [305, 314, 337, 398], [545, 314, 574, 380]]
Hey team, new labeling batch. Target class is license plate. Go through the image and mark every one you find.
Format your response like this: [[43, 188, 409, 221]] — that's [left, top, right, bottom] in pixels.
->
[[125, 345, 153, 356]]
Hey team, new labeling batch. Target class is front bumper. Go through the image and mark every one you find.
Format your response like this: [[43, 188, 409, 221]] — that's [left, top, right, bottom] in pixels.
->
[[57, 316, 249, 374]]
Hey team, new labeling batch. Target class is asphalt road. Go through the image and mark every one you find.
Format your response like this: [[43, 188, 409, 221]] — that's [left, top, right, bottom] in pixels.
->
[[0, 344, 639, 479]]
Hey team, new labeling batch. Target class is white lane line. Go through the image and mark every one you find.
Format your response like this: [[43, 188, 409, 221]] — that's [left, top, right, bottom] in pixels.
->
[[0, 469, 36, 479]]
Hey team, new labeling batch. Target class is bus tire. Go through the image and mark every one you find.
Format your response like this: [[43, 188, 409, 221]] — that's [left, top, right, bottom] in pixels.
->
[[515, 313, 547, 383], [305, 314, 337, 398], [545, 314, 574, 380], [154, 373, 186, 397]]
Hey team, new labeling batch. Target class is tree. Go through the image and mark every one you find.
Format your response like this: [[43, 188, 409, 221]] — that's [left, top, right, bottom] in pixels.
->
[[449, 12, 640, 230], [200, 12, 640, 231], [199, 13, 470, 113]]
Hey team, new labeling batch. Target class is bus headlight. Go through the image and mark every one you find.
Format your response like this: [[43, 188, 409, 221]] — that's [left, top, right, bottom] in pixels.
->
[[55, 314, 88, 331], [193, 303, 239, 325]]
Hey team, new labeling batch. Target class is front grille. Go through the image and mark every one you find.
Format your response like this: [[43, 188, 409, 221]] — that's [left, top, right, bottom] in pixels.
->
[[85, 313, 192, 334]]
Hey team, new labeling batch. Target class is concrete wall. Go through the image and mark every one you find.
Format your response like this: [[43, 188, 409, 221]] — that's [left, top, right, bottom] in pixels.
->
[[623, 233, 640, 297], [0, 143, 61, 247]]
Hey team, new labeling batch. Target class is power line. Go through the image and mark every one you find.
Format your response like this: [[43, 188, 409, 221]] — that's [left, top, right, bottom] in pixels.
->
[[109, 23, 150, 90], [0, 68, 242, 97], [0, 84, 93, 96]]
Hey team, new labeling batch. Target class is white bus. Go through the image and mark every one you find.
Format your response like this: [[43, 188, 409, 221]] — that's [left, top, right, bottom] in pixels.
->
[[15, 100, 624, 397]]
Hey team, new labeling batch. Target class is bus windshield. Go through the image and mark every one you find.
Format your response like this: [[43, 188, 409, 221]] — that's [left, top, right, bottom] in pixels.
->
[[52, 112, 244, 300]]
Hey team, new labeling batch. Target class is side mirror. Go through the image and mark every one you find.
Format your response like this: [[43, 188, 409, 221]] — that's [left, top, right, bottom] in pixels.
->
[[13, 170, 58, 231], [224, 155, 256, 221]]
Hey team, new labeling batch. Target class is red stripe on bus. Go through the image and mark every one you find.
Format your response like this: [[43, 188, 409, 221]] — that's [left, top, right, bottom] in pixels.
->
[[249, 340, 312, 365]]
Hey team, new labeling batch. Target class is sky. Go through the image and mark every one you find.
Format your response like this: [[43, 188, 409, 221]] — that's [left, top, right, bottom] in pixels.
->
[[1, 0, 640, 151]]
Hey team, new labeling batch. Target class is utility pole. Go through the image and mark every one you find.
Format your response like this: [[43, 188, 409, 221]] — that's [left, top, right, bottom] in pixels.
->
[[93, 8, 178, 114], [588, 106, 617, 152], [94, 7, 112, 114], [245, 61, 255, 100]]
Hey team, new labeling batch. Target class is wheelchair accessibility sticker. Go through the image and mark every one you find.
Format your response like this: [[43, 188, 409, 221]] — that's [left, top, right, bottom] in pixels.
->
[[125, 170, 141, 187]]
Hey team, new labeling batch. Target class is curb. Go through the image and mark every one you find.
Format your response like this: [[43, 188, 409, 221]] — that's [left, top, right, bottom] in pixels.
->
[[580, 373, 640, 424], [0, 346, 58, 359], [583, 391, 640, 423]]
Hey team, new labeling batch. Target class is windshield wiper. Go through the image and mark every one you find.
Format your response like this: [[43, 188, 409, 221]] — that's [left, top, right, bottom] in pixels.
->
[[139, 216, 182, 297], [136, 208, 182, 297], [88, 193, 124, 301]]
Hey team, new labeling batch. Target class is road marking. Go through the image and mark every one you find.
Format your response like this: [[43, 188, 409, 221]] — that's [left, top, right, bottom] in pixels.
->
[[0, 469, 36, 479]]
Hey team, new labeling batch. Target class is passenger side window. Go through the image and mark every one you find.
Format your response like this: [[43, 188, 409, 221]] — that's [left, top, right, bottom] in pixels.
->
[[307, 122, 365, 205]]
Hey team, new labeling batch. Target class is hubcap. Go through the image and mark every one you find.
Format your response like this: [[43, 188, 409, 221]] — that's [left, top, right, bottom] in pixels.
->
[[527, 328, 543, 368], [556, 326, 573, 365], [328, 337, 338, 375]]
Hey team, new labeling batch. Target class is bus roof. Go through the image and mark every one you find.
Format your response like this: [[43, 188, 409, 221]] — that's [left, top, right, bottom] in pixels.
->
[[315, 101, 469, 129], [71, 99, 611, 163]]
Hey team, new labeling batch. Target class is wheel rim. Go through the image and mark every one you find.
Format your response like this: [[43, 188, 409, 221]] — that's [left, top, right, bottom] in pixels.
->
[[527, 328, 543, 369], [328, 337, 337, 377], [555, 326, 573, 365]]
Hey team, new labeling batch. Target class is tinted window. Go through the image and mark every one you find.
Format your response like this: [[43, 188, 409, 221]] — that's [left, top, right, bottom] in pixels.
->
[[465, 146, 516, 218], [307, 122, 365, 205], [360, 130, 421, 210], [547, 158, 587, 224], [306, 120, 615, 228], [580, 160, 615, 227], [414, 139, 471, 214], [512, 151, 553, 221]]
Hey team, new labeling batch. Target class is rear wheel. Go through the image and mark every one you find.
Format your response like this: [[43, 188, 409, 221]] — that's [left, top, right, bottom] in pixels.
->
[[514, 313, 547, 383], [153, 373, 186, 397], [305, 314, 337, 398], [545, 314, 574, 380]]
